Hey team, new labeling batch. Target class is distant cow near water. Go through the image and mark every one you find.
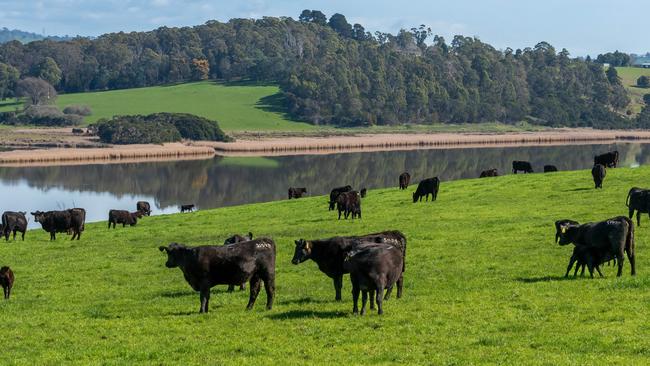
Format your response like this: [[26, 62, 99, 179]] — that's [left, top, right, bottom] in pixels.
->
[[399, 172, 411, 190], [594, 151, 619, 168], [479, 169, 498, 178], [159, 238, 276, 313], [626, 187, 650, 226], [180, 204, 195, 213], [136, 201, 151, 216], [512, 161, 533, 174], [31, 209, 85, 240], [1, 211, 27, 241], [544, 165, 558, 173], [413, 177, 440, 203], [0, 266, 14, 299], [592, 164, 606, 189], [329, 185, 352, 210], [108, 210, 139, 228], [288, 187, 307, 199]]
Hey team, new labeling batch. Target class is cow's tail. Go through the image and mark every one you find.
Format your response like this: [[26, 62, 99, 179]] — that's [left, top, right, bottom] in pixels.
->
[[626, 217, 635, 256], [626, 189, 632, 207]]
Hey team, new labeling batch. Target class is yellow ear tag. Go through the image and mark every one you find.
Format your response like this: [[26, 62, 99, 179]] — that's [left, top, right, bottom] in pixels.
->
[[305, 242, 311, 250], [561, 227, 567, 234]]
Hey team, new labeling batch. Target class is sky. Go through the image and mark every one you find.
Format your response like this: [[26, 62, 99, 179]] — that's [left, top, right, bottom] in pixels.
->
[[0, 0, 647, 56]]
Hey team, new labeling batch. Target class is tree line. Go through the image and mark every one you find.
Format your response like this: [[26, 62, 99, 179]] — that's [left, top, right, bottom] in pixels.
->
[[0, 11, 645, 128]]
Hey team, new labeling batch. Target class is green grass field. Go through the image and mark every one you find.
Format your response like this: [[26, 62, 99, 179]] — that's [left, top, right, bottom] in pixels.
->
[[616, 67, 650, 114], [2, 166, 650, 364]]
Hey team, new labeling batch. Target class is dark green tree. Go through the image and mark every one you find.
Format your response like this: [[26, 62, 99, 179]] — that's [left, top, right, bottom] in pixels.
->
[[638, 76, 650, 88], [0, 62, 19, 99], [328, 13, 352, 38]]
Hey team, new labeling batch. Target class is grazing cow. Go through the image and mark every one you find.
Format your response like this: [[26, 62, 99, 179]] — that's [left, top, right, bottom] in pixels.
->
[[626, 187, 650, 227], [292, 231, 407, 301], [72, 128, 84, 134], [108, 210, 139, 228], [360, 188, 367, 198], [180, 204, 195, 213], [0, 266, 13, 299], [336, 191, 361, 220], [399, 172, 411, 190], [288, 187, 307, 199], [31, 209, 85, 240], [136, 201, 151, 216], [479, 169, 498, 178], [344, 243, 403, 315], [159, 238, 276, 313], [594, 150, 619, 168], [329, 185, 352, 210], [223, 232, 254, 292], [412, 177, 440, 203], [544, 165, 558, 173], [555, 216, 635, 277], [1, 211, 27, 241], [591, 164, 606, 189], [566, 244, 616, 278], [512, 161, 533, 174]]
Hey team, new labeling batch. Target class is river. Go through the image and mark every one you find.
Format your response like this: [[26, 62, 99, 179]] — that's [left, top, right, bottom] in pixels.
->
[[1, 142, 647, 229]]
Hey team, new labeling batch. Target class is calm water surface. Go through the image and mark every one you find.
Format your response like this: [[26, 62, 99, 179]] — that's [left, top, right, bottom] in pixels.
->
[[1, 143, 648, 228]]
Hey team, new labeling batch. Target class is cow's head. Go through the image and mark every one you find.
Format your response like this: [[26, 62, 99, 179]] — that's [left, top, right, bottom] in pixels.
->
[[31, 211, 45, 223], [555, 219, 579, 245], [129, 214, 138, 226], [412, 192, 418, 203], [158, 243, 189, 268], [328, 200, 336, 210], [133, 211, 144, 219], [292, 239, 312, 264]]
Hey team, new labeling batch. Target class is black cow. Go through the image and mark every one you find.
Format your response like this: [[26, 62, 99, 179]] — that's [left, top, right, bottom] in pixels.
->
[[512, 161, 533, 174], [591, 164, 606, 189], [222, 232, 254, 293], [626, 187, 650, 227], [594, 150, 619, 168], [180, 204, 195, 213], [108, 210, 139, 228], [413, 177, 440, 203], [1, 211, 27, 241], [555, 216, 635, 277], [344, 243, 403, 315], [399, 172, 411, 190], [0, 266, 13, 299], [288, 187, 307, 199], [360, 188, 367, 198], [159, 238, 276, 313], [292, 231, 406, 301], [336, 191, 361, 220], [479, 169, 498, 178], [31, 209, 85, 240], [544, 165, 558, 173], [566, 244, 616, 278], [329, 185, 352, 210], [136, 201, 151, 216]]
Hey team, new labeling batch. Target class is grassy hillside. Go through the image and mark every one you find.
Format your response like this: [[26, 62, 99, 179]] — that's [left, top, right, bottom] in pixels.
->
[[1, 81, 315, 132], [2, 166, 650, 364], [616, 67, 650, 114]]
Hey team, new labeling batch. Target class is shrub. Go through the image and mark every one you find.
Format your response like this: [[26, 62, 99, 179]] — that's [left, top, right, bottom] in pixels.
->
[[638, 76, 650, 88], [20, 105, 81, 126], [63, 104, 93, 116]]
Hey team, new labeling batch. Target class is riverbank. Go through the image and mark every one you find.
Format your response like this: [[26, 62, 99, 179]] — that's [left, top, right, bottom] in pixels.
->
[[3, 127, 650, 164], [1, 166, 648, 364]]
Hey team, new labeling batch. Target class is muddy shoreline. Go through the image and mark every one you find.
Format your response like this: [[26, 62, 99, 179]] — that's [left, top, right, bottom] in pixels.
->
[[2, 128, 650, 166]]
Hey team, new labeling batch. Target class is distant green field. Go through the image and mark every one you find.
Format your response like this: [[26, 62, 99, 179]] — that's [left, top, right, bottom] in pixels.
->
[[1, 81, 315, 132], [2, 166, 650, 364], [616, 67, 650, 114]]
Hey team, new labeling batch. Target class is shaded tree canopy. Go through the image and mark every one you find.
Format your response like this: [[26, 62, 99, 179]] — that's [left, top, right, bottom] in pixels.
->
[[596, 51, 631, 67], [0, 61, 19, 99], [15, 77, 56, 106], [0, 11, 635, 128], [638, 76, 650, 88]]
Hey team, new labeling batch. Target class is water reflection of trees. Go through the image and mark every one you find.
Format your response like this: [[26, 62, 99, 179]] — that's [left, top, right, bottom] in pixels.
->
[[0, 143, 641, 209]]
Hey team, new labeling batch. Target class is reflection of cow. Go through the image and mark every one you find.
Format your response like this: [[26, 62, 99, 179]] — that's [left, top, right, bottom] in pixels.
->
[[329, 185, 352, 211], [594, 151, 619, 168], [512, 161, 533, 174], [591, 164, 606, 189], [288, 187, 307, 199], [399, 173, 411, 190], [626, 187, 650, 226], [479, 169, 498, 178], [1, 211, 27, 241], [543, 165, 558, 173]]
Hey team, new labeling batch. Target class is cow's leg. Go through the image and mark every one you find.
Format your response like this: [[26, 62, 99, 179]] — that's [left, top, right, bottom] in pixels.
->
[[262, 273, 275, 310], [637, 211, 641, 227], [626, 246, 636, 276], [376, 285, 384, 315], [240, 283, 246, 291], [580, 263, 586, 277], [369, 290, 375, 310], [13, 230, 16, 241], [227, 284, 235, 293], [565, 254, 578, 277], [21, 230, 24, 241], [50, 231, 55, 241], [3, 286, 7, 299], [595, 265, 604, 278], [360, 290, 368, 315], [616, 248, 625, 277], [629, 207, 634, 220], [108, 221, 111, 229], [352, 283, 360, 314], [246, 275, 262, 310], [334, 275, 343, 301], [199, 288, 210, 313]]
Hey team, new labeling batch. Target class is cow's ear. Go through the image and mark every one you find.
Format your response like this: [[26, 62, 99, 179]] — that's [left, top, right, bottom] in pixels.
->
[[158, 246, 168, 252], [294, 240, 301, 246]]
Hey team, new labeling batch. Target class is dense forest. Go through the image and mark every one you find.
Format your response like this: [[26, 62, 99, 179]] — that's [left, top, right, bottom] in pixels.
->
[[0, 11, 646, 128]]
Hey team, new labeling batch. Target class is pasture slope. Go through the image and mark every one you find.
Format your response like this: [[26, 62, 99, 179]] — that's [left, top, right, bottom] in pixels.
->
[[2, 166, 650, 364], [616, 67, 650, 114]]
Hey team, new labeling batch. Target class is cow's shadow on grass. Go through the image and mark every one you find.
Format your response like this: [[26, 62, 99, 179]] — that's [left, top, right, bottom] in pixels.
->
[[564, 187, 592, 192], [159, 288, 236, 298], [515, 275, 573, 283], [278, 297, 331, 305], [266, 309, 346, 320]]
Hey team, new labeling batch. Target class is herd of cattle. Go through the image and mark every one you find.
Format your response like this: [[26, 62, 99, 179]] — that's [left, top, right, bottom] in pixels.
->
[[0, 148, 645, 315]]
